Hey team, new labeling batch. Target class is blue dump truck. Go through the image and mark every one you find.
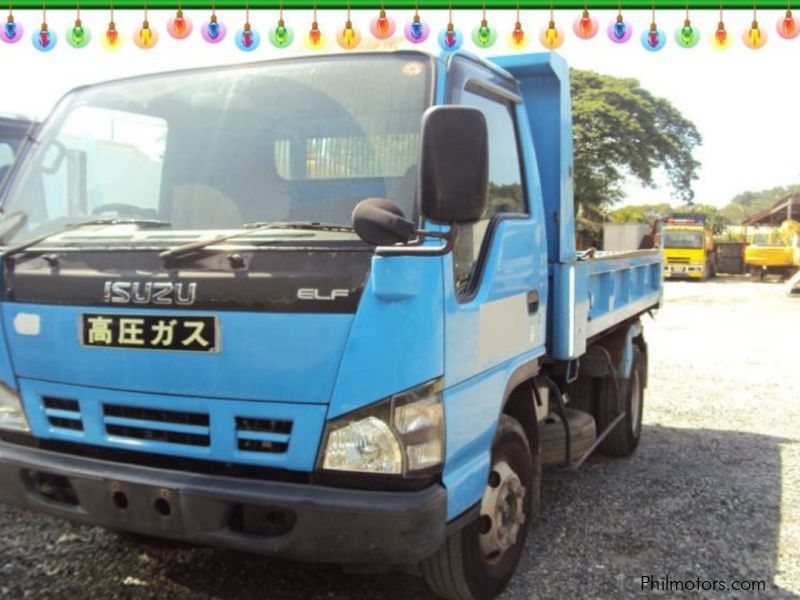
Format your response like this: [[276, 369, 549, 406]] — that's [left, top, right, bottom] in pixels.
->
[[0, 51, 661, 599]]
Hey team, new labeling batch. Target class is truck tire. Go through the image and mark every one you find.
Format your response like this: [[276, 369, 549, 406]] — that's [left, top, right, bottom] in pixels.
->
[[597, 346, 645, 457], [421, 415, 540, 600], [539, 409, 596, 468]]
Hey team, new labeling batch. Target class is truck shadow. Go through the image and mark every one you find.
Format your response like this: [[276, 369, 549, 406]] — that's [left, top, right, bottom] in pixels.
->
[[153, 425, 797, 600]]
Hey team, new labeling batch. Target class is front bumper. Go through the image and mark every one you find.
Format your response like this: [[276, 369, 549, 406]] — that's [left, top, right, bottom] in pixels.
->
[[663, 264, 704, 278], [0, 440, 447, 564]]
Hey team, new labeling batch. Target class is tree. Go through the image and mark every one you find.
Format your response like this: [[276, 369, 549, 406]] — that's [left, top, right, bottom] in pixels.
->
[[609, 203, 672, 224], [720, 184, 800, 223], [571, 70, 702, 221], [673, 203, 729, 235], [609, 202, 728, 234]]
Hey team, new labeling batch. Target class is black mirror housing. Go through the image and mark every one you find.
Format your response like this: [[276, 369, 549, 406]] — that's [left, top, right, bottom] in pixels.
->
[[420, 105, 489, 224], [352, 198, 416, 247]]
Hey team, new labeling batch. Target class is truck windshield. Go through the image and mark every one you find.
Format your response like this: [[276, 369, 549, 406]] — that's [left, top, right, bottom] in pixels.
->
[[663, 231, 703, 249], [0, 54, 432, 249]]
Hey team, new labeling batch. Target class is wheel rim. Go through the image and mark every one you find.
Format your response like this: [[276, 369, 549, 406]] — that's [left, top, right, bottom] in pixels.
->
[[630, 370, 642, 436], [478, 459, 526, 562]]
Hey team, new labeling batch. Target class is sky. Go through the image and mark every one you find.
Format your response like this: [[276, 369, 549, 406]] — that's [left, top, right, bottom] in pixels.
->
[[1, 7, 798, 209]]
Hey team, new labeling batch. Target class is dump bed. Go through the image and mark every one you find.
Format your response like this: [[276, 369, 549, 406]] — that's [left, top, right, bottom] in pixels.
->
[[550, 250, 662, 359], [492, 53, 662, 360]]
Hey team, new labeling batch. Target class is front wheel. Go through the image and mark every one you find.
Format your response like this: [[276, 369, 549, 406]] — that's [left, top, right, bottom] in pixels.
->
[[421, 415, 540, 600]]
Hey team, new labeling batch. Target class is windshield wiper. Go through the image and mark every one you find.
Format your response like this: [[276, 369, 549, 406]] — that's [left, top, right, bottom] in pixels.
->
[[243, 221, 355, 234], [1, 218, 172, 260], [159, 221, 356, 264]]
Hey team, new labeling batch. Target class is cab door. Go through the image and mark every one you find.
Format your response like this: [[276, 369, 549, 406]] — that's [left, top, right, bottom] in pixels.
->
[[439, 59, 548, 519], [442, 59, 547, 387]]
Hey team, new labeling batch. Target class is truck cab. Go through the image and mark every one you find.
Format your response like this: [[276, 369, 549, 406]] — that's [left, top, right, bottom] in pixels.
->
[[0, 51, 661, 600], [662, 216, 715, 281]]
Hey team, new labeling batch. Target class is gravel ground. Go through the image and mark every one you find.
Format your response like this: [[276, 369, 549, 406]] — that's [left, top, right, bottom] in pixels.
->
[[1, 277, 798, 599]]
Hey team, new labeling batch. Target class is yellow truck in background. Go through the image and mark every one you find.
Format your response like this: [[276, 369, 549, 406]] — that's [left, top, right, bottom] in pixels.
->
[[745, 220, 800, 281], [662, 217, 716, 281]]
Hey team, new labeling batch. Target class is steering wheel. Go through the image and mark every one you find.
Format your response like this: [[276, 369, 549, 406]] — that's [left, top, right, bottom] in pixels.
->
[[91, 203, 160, 220]]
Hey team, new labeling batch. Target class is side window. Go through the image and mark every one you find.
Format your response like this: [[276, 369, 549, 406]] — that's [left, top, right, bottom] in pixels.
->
[[453, 88, 526, 295]]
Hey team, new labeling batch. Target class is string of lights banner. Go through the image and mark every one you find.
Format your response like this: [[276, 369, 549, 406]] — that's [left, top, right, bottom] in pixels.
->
[[2, 0, 798, 51]]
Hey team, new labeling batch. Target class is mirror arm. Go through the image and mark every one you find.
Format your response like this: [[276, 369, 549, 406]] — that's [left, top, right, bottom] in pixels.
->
[[375, 228, 455, 257]]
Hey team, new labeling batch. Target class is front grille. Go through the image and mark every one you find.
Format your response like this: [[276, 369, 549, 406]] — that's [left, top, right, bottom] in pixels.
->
[[103, 404, 210, 447], [667, 257, 691, 264], [43, 396, 83, 432], [236, 416, 292, 454]]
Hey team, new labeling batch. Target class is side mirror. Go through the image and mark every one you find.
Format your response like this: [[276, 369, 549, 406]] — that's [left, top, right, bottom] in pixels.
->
[[420, 105, 489, 224], [352, 198, 417, 246]]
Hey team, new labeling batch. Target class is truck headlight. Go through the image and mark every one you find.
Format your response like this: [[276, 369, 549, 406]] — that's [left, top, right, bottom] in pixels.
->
[[0, 381, 30, 433], [320, 379, 444, 476]]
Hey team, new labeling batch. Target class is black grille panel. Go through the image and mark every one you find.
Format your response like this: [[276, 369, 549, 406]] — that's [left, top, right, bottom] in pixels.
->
[[235, 417, 293, 435], [103, 404, 210, 448], [104, 404, 209, 427], [43, 397, 80, 412], [43, 396, 83, 432], [238, 439, 290, 453], [105, 424, 209, 447], [235, 417, 292, 454]]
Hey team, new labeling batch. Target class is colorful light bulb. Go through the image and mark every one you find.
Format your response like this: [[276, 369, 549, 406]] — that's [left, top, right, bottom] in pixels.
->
[[269, 19, 294, 47], [101, 21, 122, 49], [777, 9, 800, 39], [675, 19, 699, 47], [134, 21, 159, 48], [438, 23, 463, 51], [471, 19, 497, 48], [370, 9, 395, 39], [235, 23, 260, 51], [641, 23, 666, 51], [404, 15, 430, 43], [711, 21, 730, 49], [336, 20, 361, 49], [201, 14, 227, 43], [508, 21, 528, 49], [304, 21, 325, 49], [539, 20, 563, 49], [167, 9, 193, 39], [2, 14, 22, 43], [66, 18, 91, 48], [743, 20, 767, 48], [32, 22, 55, 51], [607, 14, 633, 43], [573, 9, 598, 39]]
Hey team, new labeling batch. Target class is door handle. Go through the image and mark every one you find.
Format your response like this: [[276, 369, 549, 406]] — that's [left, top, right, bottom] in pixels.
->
[[527, 290, 540, 314]]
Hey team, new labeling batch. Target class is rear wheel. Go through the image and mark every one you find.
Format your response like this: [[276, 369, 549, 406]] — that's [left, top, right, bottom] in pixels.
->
[[597, 346, 645, 457], [421, 415, 540, 600]]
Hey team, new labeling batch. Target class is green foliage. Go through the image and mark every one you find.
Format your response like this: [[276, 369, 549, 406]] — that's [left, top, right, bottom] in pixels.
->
[[608, 203, 673, 224], [609, 202, 729, 235], [571, 70, 702, 220], [674, 203, 729, 235], [719, 184, 800, 224]]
